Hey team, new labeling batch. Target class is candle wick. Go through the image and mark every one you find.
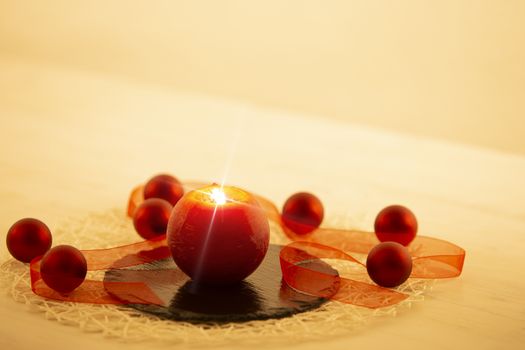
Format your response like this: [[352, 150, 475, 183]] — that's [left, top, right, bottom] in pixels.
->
[[210, 188, 227, 205]]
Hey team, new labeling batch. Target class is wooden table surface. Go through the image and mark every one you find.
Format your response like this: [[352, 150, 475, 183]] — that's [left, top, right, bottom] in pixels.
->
[[1, 56, 524, 350]]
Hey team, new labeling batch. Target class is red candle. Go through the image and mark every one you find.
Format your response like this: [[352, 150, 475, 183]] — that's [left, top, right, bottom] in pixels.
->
[[167, 184, 270, 285]]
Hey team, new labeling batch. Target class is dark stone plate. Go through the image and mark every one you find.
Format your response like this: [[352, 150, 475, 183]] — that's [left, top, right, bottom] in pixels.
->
[[104, 244, 337, 323]]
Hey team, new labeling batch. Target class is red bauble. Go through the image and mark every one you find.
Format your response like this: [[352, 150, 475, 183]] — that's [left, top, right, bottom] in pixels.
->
[[366, 242, 412, 288], [282, 192, 324, 235], [6, 218, 52, 263], [40, 245, 87, 293], [168, 185, 270, 285], [374, 205, 418, 246], [133, 198, 173, 239], [143, 174, 184, 206]]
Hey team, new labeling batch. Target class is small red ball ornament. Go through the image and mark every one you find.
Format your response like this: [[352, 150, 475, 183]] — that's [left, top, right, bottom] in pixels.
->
[[133, 198, 173, 239], [374, 205, 418, 246], [366, 242, 412, 288], [40, 245, 87, 293], [6, 218, 52, 263], [168, 184, 270, 285], [144, 174, 184, 206], [282, 192, 324, 235]]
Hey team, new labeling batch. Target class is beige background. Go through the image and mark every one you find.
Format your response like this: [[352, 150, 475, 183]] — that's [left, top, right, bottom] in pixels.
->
[[0, 58, 524, 350], [1, 2, 525, 349], [1, 0, 524, 154]]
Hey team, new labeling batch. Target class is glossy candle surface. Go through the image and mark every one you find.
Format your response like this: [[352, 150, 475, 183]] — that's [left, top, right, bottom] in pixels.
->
[[167, 185, 270, 285]]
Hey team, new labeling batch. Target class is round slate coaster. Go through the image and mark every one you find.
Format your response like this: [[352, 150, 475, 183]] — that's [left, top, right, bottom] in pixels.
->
[[104, 244, 337, 323]]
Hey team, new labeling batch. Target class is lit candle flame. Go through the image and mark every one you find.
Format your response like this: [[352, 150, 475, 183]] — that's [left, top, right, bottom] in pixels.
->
[[210, 188, 227, 205]]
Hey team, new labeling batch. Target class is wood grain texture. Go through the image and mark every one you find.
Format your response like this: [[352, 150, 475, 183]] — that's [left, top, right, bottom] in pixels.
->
[[0, 57, 524, 350]]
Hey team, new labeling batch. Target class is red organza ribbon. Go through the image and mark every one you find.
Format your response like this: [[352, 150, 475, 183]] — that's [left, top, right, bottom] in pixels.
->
[[29, 182, 465, 308], [30, 237, 172, 304]]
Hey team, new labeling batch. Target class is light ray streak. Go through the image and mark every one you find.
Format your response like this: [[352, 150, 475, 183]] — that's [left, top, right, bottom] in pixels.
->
[[190, 113, 246, 287], [219, 112, 246, 189], [190, 199, 219, 289]]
